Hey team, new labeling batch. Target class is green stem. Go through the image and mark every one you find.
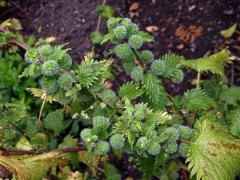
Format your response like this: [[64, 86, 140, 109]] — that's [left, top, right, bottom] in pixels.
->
[[36, 97, 47, 133]]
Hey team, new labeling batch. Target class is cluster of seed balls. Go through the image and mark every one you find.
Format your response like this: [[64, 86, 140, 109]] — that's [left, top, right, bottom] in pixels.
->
[[80, 115, 125, 155], [121, 103, 194, 156], [24, 45, 73, 95], [106, 17, 184, 84], [80, 102, 194, 157]]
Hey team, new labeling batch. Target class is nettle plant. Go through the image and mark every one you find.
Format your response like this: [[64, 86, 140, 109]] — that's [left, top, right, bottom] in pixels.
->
[[0, 17, 240, 180]]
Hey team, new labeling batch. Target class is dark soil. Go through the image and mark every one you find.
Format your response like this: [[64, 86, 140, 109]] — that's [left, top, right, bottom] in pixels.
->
[[2, 0, 240, 94]]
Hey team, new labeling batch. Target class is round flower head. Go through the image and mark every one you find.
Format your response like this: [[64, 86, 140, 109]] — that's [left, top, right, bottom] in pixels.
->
[[178, 125, 195, 140], [171, 69, 184, 84], [41, 60, 60, 77], [58, 73, 73, 91], [25, 48, 38, 64], [151, 60, 165, 76], [107, 17, 119, 31], [101, 89, 116, 105], [127, 23, 139, 36], [134, 103, 145, 121], [28, 64, 41, 78], [95, 141, 110, 155], [161, 127, 179, 142], [178, 143, 190, 157], [148, 142, 161, 156], [92, 116, 110, 128], [130, 66, 144, 82], [121, 18, 132, 29], [129, 35, 144, 49], [80, 128, 92, 142], [40, 77, 58, 95], [39, 44, 53, 56], [164, 142, 178, 154], [136, 136, 148, 151], [140, 50, 154, 63], [58, 54, 72, 69], [110, 134, 125, 149], [113, 26, 127, 40], [114, 43, 131, 59]]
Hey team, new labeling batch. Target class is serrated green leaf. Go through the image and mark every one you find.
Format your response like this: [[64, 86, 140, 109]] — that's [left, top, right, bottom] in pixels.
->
[[220, 23, 237, 39], [96, 5, 115, 19], [143, 73, 168, 110], [226, 109, 240, 138], [181, 49, 230, 76], [118, 82, 143, 100], [187, 120, 240, 180], [219, 86, 240, 106], [44, 110, 65, 136], [91, 31, 104, 45], [182, 89, 216, 111], [138, 31, 154, 42], [101, 33, 114, 44]]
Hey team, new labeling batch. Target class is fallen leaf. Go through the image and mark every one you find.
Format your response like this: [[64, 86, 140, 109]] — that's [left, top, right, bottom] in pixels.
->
[[129, 3, 140, 12], [146, 25, 159, 32], [220, 23, 237, 39], [45, 36, 56, 43], [176, 44, 185, 49]]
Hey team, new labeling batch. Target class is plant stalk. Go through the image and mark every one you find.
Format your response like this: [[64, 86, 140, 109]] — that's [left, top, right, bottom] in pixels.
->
[[36, 97, 47, 133], [0, 146, 87, 156]]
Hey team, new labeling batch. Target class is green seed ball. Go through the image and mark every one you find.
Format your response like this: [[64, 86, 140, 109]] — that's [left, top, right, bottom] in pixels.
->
[[110, 134, 125, 149], [39, 44, 53, 56], [40, 77, 58, 95], [113, 26, 127, 40], [171, 69, 184, 84], [127, 23, 139, 36], [148, 142, 161, 156], [136, 136, 148, 151], [161, 127, 179, 142], [28, 64, 41, 78], [178, 125, 195, 140], [95, 141, 110, 155], [92, 116, 110, 128], [121, 18, 132, 29], [58, 73, 73, 91], [58, 54, 72, 69], [41, 60, 60, 77], [130, 66, 144, 82], [114, 43, 131, 59], [129, 35, 144, 49], [164, 142, 178, 154], [107, 18, 119, 31], [25, 48, 38, 64], [101, 89, 116, 105], [178, 143, 190, 157], [151, 60, 165, 76], [134, 103, 145, 121], [80, 128, 92, 142], [140, 50, 154, 63]]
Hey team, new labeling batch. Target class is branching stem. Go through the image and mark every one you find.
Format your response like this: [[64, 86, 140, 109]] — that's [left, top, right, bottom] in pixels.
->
[[36, 96, 47, 133], [0, 146, 87, 156]]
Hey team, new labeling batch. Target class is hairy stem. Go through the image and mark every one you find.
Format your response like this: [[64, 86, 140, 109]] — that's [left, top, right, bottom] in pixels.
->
[[96, 0, 107, 32], [36, 97, 47, 133], [0, 146, 87, 156], [131, 48, 144, 68], [8, 39, 30, 50]]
